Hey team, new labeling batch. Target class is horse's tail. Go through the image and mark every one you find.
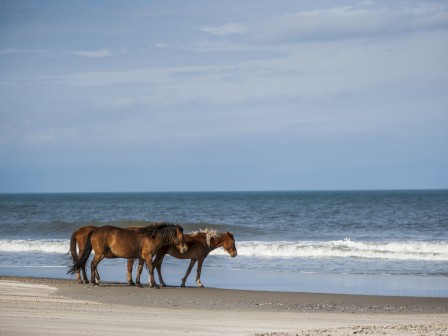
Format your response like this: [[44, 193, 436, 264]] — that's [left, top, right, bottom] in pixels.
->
[[69, 230, 79, 263], [67, 230, 93, 275]]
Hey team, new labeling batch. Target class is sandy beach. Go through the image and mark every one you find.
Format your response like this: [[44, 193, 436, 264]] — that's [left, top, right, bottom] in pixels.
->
[[1, 276, 447, 335]]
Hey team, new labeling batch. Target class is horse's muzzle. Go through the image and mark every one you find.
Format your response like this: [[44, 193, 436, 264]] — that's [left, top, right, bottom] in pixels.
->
[[231, 251, 237, 258], [179, 245, 188, 254]]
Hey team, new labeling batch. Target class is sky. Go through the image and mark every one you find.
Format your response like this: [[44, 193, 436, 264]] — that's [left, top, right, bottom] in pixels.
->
[[0, 0, 447, 192]]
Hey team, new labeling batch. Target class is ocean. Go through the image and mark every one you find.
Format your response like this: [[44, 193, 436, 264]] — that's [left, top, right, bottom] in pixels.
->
[[1, 190, 447, 297]]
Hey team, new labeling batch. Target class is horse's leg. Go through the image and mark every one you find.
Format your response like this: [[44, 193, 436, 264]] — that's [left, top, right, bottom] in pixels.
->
[[127, 259, 135, 286], [82, 257, 90, 284], [144, 255, 159, 288], [181, 259, 196, 288], [196, 258, 205, 288], [81, 264, 89, 284], [153, 254, 167, 287], [75, 254, 83, 283], [91, 254, 103, 286], [135, 259, 144, 288], [76, 246, 88, 284], [78, 245, 96, 284], [95, 268, 100, 283], [76, 269, 82, 283]]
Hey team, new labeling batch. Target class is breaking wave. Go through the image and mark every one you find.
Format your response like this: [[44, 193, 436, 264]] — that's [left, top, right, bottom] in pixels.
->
[[213, 239, 448, 261], [0, 239, 70, 254], [1, 238, 447, 261]]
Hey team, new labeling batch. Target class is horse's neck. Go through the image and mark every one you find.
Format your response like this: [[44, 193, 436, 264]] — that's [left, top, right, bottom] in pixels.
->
[[191, 232, 224, 251], [208, 234, 225, 251]]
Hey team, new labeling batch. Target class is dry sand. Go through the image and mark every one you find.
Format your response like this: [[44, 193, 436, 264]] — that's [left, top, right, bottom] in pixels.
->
[[1, 276, 447, 335]]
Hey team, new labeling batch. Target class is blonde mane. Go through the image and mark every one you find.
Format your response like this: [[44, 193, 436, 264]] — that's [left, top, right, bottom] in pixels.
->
[[190, 228, 224, 248]]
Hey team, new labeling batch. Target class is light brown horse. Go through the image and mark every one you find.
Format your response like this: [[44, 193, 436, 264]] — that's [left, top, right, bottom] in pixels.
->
[[68, 223, 187, 287], [129, 229, 237, 288], [70, 225, 142, 285]]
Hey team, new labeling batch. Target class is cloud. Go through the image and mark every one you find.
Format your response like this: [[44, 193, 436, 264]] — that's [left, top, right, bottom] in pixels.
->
[[0, 48, 112, 58], [193, 4, 448, 46], [63, 64, 238, 87], [250, 5, 448, 44], [0, 48, 47, 55], [358, 0, 375, 6], [67, 49, 112, 58], [201, 23, 247, 36]]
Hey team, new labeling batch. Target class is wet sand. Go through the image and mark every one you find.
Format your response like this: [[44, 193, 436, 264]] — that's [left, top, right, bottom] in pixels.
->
[[1, 276, 447, 335]]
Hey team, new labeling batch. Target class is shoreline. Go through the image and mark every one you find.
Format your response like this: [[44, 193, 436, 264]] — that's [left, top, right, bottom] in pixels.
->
[[1, 276, 448, 335]]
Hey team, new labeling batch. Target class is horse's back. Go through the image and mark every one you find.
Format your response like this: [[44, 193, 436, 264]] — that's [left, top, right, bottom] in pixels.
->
[[93, 225, 140, 243], [91, 225, 142, 258], [126, 226, 143, 230]]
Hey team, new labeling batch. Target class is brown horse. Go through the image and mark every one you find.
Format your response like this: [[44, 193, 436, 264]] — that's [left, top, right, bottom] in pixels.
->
[[69, 225, 143, 285], [68, 223, 187, 287], [129, 229, 237, 288]]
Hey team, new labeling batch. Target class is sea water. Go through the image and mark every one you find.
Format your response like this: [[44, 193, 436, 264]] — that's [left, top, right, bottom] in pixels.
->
[[0, 190, 447, 296]]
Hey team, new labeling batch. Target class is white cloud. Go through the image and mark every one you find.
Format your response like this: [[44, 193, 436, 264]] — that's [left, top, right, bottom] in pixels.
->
[[63, 64, 237, 87], [0, 48, 47, 55], [0, 48, 112, 58], [68, 49, 112, 58], [201, 23, 247, 36], [358, 0, 375, 6], [291, 7, 367, 17], [250, 5, 448, 44]]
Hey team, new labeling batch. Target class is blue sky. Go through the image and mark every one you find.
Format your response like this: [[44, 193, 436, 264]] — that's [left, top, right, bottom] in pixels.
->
[[1, 0, 447, 192]]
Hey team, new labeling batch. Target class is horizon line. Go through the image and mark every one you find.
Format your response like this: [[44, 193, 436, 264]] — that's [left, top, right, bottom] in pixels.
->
[[1, 188, 447, 195]]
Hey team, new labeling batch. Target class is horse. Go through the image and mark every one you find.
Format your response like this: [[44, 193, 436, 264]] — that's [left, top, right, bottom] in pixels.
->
[[69, 225, 143, 286], [68, 223, 187, 288], [129, 228, 237, 288]]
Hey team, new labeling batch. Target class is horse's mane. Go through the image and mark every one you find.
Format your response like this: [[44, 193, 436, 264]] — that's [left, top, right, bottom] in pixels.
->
[[190, 228, 224, 248], [137, 222, 180, 244]]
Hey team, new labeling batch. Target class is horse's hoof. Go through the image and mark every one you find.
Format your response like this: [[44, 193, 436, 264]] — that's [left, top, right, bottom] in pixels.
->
[[180, 284, 186, 288], [161, 283, 167, 288], [129, 281, 136, 286], [136, 283, 143, 288], [149, 284, 160, 289]]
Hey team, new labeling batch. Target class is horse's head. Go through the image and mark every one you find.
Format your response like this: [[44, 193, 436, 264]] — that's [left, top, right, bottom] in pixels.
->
[[174, 225, 188, 253], [223, 231, 237, 258]]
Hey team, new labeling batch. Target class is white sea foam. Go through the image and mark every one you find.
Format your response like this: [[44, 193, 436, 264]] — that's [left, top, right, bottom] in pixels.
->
[[212, 238, 448, 261], [0, 239, 70, 254], [1, 238, 448, 261]]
